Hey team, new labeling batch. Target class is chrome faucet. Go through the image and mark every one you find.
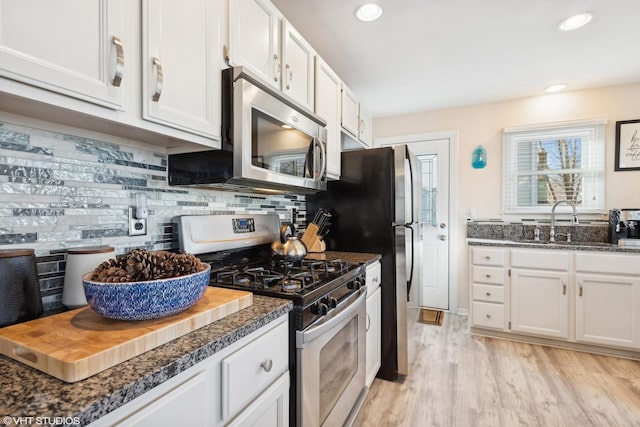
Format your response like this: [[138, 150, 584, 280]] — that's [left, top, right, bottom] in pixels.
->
[[549, 200, 579, 242]]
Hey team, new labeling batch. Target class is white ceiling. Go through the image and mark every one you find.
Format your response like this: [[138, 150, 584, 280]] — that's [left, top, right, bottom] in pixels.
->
[[271, 0, 640, 118]]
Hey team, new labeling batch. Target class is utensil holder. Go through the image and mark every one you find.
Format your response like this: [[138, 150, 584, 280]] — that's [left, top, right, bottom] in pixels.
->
[[63, 245, 115, 308], [0, 249, 43, 327]]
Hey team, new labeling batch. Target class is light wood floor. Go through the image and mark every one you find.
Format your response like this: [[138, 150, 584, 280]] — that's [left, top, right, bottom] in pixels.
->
[[353, 309, 640, 427]]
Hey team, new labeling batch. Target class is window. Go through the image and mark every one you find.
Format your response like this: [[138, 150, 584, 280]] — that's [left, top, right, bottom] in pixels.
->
[[502, 119, 606, 216]]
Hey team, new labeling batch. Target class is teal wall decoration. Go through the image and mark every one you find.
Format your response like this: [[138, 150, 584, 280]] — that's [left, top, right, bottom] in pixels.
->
[[472, 145, 487, 169]]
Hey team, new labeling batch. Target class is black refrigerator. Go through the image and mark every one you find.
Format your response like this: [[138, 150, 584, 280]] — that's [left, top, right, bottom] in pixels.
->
[[307, 145, 421, 380]]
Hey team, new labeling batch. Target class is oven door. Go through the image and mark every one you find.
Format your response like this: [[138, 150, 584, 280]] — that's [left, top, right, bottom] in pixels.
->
[[234, 75, 327, 192], [297, 290, 366, 427]]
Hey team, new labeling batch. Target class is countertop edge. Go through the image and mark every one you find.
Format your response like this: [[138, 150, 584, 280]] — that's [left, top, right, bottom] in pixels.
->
[[466, 238, 640, 253]]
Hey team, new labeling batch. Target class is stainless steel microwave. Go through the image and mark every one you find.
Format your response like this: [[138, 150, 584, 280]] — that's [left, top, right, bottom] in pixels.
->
[[168, 67, 327, 193]]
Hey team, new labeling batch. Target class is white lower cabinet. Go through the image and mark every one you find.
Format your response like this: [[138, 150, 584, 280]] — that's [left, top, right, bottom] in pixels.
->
[[89, 315, 289, 427], [365, 261, 381, 388], [469, 247, 506, 330], [510, 268, 569, 339]]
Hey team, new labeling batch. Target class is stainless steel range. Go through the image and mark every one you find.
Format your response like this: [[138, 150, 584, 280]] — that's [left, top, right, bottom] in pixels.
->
[[175, 214, 367, 427]]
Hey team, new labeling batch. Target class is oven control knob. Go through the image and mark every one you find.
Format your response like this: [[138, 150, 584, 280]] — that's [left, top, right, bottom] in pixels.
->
[[348, 278, 363, 290], [312, 302, 329, 315], [321, 296, 338, 309]]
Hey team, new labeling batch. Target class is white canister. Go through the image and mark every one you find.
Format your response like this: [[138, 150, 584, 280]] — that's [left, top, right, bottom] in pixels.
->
[[63, 245, 115, 308]]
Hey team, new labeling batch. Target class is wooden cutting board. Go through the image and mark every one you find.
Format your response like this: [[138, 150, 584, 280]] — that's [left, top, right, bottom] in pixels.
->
[[0, 287, 252, 383]]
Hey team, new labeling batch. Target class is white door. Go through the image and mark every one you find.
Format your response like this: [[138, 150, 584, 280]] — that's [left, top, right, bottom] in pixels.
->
[[0, 0, 125, 109], [142, 0, 222, 139], [414, 140, 450, 310], [228, 0, 281, 89]]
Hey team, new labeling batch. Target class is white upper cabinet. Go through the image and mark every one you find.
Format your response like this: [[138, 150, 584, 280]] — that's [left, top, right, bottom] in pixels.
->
[[228, 0, 281, 89], [358, 103, 372, 146], [282, 20, 315, 109], [315, 57, 341, 179], [341, 83, 359, 137], [228, 0, 315, 110], [0, 0, 125, 109], [142, 0, 222, 139]]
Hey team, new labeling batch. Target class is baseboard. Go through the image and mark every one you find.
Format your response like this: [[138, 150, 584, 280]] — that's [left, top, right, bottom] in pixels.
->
[[456, 308, 469, 316]]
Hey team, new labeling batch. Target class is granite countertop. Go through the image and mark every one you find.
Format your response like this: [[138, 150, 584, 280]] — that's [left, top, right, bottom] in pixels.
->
[[306, 250, 382, 265], [467, 238, 640, 253], [0, 295, 292, 426]]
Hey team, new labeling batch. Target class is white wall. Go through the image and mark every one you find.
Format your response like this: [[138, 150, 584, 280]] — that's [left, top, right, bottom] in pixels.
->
[[373, 81, 640, 311]]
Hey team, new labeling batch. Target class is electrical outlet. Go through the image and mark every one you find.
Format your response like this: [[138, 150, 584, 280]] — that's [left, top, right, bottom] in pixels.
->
[[128, 207, 147, 236]]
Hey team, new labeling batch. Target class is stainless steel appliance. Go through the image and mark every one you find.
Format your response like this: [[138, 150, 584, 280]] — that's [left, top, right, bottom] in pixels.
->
[[609, 209, 640, 246], [168, 67, 327, 194], [307, 145, 422, 380], [175, 214, 367, 427]]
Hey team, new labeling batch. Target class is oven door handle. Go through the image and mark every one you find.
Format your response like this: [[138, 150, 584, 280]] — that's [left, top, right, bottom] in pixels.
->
[[297, 289, 366, 346]]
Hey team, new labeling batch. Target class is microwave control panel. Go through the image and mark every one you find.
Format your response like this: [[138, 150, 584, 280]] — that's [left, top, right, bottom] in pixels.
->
[[232, 218, 256, 233]]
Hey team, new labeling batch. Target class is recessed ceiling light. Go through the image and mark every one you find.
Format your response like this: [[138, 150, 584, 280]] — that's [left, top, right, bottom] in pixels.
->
[[356, 3, 383, 22], [545, 84, 567, 93], [557, 12, 593, 31]]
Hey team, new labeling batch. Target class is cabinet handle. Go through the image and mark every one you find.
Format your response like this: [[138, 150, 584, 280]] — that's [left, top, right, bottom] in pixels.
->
[[579, 283, 583, 297], [151, 57, 164, 102], [485, 256, 491, 260], [366, 313, 371, 332], [261, 359, 273, 373], [273, 54, 280, 82], [284, 64, 292, 90], [486, 314, 492, 319], [562, 280, 567, 295], [112, 36, 124, 87], [485, 274, 491, 278], [485, 292, 491, 297], [372, 277, 379, 284]]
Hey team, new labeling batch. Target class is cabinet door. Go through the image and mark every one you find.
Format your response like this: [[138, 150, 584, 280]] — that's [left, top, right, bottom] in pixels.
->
[[315, 57, 341, 179], [226, 372, 289, 427], [358, 104, 372, 146], [281, 20, 315, 110], [341, 83, 358, 137], [575, 274, 640, 349], [142, 0, 221, 139], [510, 269, 569, 339], [229, 0, 281, 89], [113, 370, 211, 427], [365, 286, 382, 387], [0, 0, 125, 109]]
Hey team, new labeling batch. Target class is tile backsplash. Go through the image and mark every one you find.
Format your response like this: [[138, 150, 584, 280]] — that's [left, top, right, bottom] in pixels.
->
[[0, 120, 306, 311]]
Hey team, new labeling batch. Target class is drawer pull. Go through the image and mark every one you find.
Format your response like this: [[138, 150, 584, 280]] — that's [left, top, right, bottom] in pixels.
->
[[261, 359, 273, 373], [485, 292, 491, 297], [486, 314, 492, 319], [485, 274, 491, 278], [484, 256, 491, 260]]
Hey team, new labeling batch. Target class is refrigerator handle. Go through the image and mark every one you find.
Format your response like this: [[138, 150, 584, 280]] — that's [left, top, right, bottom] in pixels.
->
[[404, 224, 415, 300], [406, 150, 415, 225]]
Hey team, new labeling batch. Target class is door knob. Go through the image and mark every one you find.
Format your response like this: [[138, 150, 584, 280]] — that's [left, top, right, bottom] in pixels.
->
[[439, 235, 447, 241], [439, 223, 447, 229]]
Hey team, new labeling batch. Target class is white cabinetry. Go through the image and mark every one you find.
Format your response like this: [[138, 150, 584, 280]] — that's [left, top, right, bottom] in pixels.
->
[[341, 83, 372, 149], [365, 261, 381, 387], [574, 253, 640, 350], [510, 249, 569, 339], [142, 0, 222, 139], [0, 0, 125, 109], [228, 0, 315, 110], [89, 315, 290, 427], [315, 57, 341, 179], [469, 247, 506, 330]]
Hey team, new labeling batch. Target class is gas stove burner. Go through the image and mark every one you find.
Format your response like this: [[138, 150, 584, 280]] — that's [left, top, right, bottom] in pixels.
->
[[281, 277, 303, 291]]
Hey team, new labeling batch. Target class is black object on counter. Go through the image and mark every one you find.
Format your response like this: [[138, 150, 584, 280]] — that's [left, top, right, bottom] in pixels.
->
[[0, 249, 43, 327]]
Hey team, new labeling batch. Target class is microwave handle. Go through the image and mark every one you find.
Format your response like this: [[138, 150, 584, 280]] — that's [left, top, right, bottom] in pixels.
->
[[314, 137, 326, 180]]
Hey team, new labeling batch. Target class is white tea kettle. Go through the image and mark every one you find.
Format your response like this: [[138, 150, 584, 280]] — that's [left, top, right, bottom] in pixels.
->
[[271, 223, 307, 260]]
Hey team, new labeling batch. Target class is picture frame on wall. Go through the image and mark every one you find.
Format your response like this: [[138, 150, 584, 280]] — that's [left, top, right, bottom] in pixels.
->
[[615, 119, 640, 171]]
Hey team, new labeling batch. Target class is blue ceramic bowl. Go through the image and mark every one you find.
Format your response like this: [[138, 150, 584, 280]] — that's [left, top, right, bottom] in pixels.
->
[[82, 265, 211, 321]]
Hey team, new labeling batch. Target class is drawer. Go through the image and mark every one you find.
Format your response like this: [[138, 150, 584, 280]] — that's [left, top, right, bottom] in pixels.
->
[[472, 284, 505, 303], [366, 261, 381, 295], [575, 252, 640, 275], [472, 301, 504, 330], [222, 319, 289, 419], [511, 249, 569, 270], [471, 247, 505, 266], [471, 266, 505, 285]]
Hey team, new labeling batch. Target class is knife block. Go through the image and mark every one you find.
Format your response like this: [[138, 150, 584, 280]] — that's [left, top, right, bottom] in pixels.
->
[[301, 224, 326, 253]]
